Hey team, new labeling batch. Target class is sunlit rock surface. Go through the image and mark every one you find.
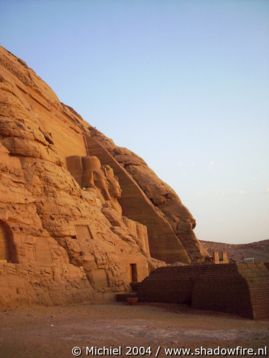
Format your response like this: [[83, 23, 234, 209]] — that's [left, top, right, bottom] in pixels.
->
[[0, 47, 206, 306]]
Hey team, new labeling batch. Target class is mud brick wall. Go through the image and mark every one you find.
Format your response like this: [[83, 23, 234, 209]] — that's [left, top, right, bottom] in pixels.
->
[[191, 264, 253, 318], [138, 263, 269, 319], [137, 265, 197, 304], [239, 263, 269, 319]]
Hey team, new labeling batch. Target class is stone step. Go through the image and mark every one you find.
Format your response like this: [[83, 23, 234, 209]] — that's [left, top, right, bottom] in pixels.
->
[[115, 292, 139, 304]]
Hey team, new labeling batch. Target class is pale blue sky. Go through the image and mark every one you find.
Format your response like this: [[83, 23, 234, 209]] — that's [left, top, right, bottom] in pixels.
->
[[1, 0, 268, 243]]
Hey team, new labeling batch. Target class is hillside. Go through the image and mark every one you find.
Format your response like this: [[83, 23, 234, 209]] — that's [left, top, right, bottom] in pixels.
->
[[202, 239, 269, 263]]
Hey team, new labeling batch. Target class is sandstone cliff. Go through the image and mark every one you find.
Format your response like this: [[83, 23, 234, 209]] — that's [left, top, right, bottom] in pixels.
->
[[87, 129, 207, 262], [0, 47, 205, 307]]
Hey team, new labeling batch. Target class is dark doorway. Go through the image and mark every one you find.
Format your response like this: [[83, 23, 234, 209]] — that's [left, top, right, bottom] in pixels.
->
[[0, 221, 17, 263], [130, 263, 138, 283]]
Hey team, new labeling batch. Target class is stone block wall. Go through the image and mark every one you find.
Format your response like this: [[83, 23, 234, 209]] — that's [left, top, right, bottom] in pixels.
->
[[138, 263, 269, 319]]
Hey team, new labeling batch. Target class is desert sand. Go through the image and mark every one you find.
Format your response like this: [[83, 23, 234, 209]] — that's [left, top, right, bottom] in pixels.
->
[[1, 303, 269, 358]]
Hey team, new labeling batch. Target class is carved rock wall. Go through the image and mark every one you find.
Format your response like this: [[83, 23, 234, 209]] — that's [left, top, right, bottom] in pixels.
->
[[84, 136, 191, 264], [86, 130, 207, 262], [0, 47, 150, 307], [0, 46, 207, 306]]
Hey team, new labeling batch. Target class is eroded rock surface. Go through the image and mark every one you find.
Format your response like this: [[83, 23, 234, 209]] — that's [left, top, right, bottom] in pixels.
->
[[0, 46, 206, 306]]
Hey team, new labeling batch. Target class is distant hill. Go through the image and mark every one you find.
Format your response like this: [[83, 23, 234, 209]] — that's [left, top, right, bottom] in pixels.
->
[[201, 239, 269, 263]]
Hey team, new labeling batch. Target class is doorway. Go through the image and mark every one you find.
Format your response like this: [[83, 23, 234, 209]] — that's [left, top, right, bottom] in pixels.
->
[[0, 221, 16, 263], [130, 263, 138, 283]]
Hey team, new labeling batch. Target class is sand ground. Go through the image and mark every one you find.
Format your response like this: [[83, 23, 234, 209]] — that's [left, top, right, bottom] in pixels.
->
[[0, 303, 268, 358]]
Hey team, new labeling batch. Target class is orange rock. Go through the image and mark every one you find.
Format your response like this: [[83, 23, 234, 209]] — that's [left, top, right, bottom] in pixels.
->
[[0, 46, 206, 307]]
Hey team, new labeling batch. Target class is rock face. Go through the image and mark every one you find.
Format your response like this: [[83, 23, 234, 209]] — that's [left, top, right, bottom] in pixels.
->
[[85, 134, 207, 263], [0, 47, 206, 306]]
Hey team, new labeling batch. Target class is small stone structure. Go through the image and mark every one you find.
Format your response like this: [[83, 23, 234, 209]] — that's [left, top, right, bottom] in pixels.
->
[[137, 263, 269, 319], [212, 251, 229, 264]]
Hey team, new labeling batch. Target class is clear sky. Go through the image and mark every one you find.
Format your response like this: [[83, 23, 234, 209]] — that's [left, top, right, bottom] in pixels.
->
[[1, 0, 268, 244]]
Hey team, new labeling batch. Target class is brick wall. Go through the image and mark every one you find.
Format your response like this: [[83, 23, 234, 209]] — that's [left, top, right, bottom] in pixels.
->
[[138, 263, 269, 319]]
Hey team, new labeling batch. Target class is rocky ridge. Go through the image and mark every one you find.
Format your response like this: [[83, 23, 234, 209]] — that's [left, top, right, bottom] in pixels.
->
[[202, 239, 269, 263]]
